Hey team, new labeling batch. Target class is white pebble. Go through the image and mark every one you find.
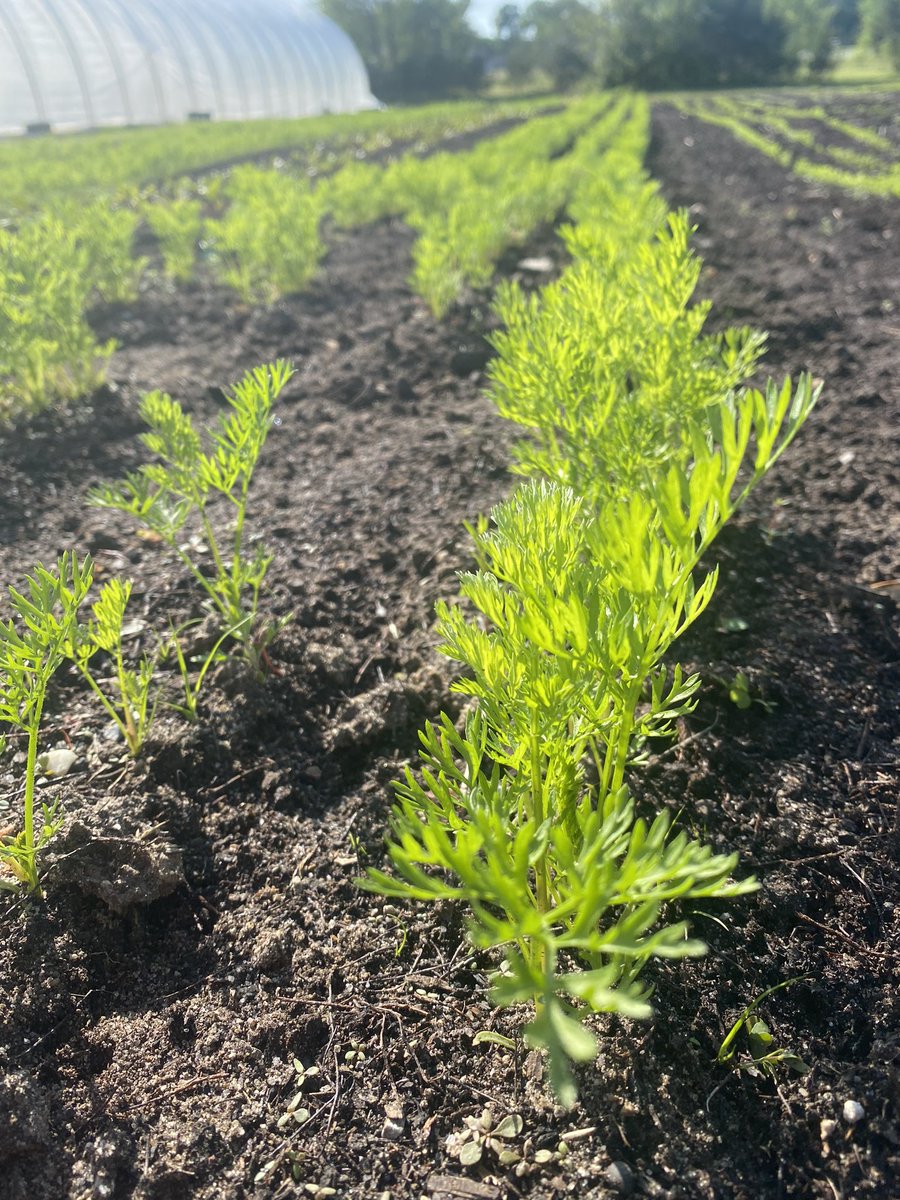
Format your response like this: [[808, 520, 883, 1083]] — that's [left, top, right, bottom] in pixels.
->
[[38, 748, 77, 777], [842, 1100, 865, 1125]]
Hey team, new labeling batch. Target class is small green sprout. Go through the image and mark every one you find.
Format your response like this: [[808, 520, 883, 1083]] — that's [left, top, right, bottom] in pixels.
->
[[255, 1057, 325, 1187], [726, 671, 776, 713], [276, 1058, 320, 1131], [445, 1109, 524, 1167], [343, 1041, 366, 1065], [473, 1030, 517, 1050], [0, 553, 92, 895], [718, 977, 809, 1079]]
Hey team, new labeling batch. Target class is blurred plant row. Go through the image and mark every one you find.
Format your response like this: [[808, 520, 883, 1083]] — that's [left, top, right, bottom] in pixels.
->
[[0, 93, 568, 419], [2, 89, 877, 422], [677, 90, 900, 194], [0, 96, 544, 220]]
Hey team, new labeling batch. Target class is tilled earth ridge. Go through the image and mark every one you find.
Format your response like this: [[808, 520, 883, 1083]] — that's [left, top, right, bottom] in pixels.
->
[[0, 97, 897, 1200]]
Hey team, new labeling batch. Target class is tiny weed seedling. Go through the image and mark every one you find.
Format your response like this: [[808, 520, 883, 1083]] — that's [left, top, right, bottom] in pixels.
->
[[277, 1058, 320, 1132], [0, 553, 92, 895], [726, 671, 776, 714], [68, 578, 160, 756], [254, 1057, 328, 1188], [718, 977, 809, 1079], [90, 361, 293, 668], [446, 1110, 524, 1167], [445, 1108, 586, 1176]]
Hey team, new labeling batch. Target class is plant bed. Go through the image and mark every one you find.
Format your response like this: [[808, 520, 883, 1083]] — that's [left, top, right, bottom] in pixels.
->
[[0, 97, 897, 1200]]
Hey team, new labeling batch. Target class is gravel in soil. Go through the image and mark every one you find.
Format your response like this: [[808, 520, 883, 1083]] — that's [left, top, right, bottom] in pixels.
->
[[0, 98, 898, 1200]]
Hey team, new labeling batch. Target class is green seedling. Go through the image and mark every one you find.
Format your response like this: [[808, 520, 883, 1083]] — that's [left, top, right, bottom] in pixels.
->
[[208, 167, 325, 304], [473, 1030, 516, 1050], [67, 578, 159, 757], [0, 217, 114, 418], [254, 1057, 325, 1187], [717, 976, 809, 1078], [276, 1058, 320, 1131], [71, 200, 146, 303], [144, 196, 204, 283], [163, 619, 243, 722], [89, 360, 293, 668], [0, 553, 92, 895], [726, 671, 776, 713], [364, 482, 758, 1108], [446, 1110, 524, 1167]]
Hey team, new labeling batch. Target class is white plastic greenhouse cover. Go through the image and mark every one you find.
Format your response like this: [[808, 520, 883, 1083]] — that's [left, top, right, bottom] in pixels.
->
[[0, 0, 377, 134]]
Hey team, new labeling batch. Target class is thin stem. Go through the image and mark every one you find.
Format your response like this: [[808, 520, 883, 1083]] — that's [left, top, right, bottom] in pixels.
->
[[77, 664, 129, 746], [170, 538, 225, 617], [23, 709, 41, 893], [529, 706, 549, 1009], [198, 509, 235, 614], [610, 678, 643, 795], [232, 481, 248, 602], [115, 647, 138, 754]]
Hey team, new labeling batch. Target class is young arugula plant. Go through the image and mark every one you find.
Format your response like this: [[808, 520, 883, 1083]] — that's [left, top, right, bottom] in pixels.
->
[[0, 553, 92, 896], [89, 361, 293, 667], [67, 578, 159, 757]]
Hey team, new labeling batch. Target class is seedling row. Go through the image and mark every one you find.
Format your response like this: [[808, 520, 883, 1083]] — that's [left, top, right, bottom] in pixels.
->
[[0, 94, 822, 1114], [677, 90, 900, 195]]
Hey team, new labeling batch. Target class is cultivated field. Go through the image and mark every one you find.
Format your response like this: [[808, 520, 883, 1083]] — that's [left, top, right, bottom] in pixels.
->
[[0, 92, 897, 1200]]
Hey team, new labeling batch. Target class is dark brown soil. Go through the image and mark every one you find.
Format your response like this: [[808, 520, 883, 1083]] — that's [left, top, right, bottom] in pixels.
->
[[0, 96, 897, 1200]]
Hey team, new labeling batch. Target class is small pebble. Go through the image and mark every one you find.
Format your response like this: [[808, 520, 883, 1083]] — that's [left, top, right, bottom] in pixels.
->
[[381, 1102, 405, 1141], [842, 1100, 865, 1125], [38, 748, 77, 777], [518, 256, 554, 272], [820, 1118, 837, 1144], [606, 1161, 635, 1195]]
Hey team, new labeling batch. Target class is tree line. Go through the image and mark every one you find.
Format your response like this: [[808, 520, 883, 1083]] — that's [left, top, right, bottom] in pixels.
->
[[320, 0, 898, 101]]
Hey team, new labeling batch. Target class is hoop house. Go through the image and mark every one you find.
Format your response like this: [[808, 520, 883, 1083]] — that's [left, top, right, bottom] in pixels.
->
[[0, 0, 376, 134]]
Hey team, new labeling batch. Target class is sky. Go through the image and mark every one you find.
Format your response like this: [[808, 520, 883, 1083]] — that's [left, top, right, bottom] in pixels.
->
[[467, 0, 506, 37]]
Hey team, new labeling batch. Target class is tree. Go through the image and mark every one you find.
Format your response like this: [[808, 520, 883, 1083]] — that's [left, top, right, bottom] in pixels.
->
[[492, 1, 603, 89], [832, 0, 861, 42], [767, 0, 837, 73], [495, 2, 525, 40], [320, 0, 485, 101], [860, 0, 900, 65], [596, 0, 788, 89]]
